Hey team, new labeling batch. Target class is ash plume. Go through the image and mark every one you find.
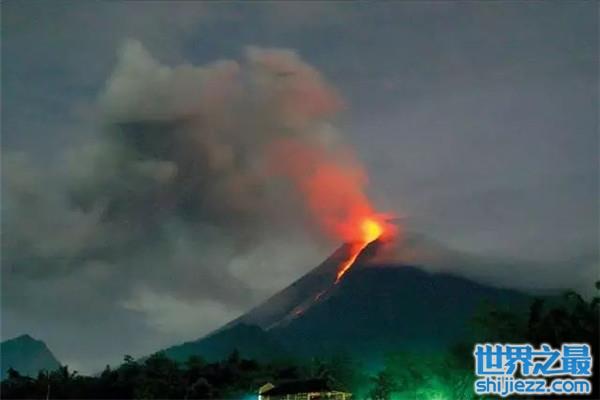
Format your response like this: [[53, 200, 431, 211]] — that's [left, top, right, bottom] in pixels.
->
[[94, 40, 364, 241], [2, 40, 380, 368]]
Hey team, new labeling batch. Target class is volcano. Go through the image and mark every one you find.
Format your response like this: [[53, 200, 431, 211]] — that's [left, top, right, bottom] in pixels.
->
[[162, 236, 531, 363]]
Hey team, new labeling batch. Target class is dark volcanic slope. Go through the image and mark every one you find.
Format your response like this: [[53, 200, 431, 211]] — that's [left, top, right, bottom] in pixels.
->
[[159, 245, 357, 363], [222, 243, 358, 330], [1, 334, 61, 379], [162, 323, 286, 363], [158, 240, 531, 363], [270, 264, 530, 359]]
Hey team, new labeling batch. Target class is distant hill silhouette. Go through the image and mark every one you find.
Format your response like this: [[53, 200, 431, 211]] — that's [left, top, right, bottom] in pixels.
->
[[1, 334, 61, 379]]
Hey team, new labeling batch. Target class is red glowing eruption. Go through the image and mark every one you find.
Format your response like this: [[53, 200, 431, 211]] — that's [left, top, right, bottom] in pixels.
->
[[335, 216, 386, 283], [267, 138, 397, 283]]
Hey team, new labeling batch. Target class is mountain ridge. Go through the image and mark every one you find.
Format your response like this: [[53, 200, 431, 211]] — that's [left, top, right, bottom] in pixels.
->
[[1, 334, 61, 379]]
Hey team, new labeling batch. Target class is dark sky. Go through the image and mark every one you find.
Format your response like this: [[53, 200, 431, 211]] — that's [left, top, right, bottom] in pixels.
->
[[2, 1, 597, 373]]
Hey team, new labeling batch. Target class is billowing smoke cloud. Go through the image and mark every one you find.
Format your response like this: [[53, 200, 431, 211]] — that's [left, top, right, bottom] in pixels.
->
[[2, 40, 376, 371], [92, 40, 360, 242]]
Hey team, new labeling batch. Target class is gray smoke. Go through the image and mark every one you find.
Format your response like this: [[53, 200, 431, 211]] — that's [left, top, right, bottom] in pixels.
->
[[2, 41, 351, 371]]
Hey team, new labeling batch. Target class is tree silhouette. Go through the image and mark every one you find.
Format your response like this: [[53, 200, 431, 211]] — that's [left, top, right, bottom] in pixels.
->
[[368, 370, 396, 400]]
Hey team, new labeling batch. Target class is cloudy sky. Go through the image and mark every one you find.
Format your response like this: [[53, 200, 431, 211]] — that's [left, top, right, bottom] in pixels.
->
[[2, 1, 597, 373]]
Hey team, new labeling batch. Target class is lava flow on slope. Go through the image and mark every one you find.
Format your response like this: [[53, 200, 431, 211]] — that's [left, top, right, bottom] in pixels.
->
[[335, 217, 384, 283]]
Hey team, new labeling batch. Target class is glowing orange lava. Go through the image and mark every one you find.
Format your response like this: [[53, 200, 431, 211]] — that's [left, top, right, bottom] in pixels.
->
[[335, 217, 384, 283]]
